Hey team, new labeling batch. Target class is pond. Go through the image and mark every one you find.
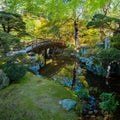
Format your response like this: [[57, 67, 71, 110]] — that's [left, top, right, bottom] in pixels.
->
[[39, 55, 120, 120]]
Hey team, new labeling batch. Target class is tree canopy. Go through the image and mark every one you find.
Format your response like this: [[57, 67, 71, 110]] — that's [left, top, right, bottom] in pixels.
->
[[0, 11, 26, 36], [0, 11, 26, 55], [0, 0, 120, 49], [86, 13, 120, 36]]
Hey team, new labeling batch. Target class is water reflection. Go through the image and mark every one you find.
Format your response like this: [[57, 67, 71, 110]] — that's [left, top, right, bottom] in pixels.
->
[[39, 55, 120, 119], [52, 61, 89, 93]]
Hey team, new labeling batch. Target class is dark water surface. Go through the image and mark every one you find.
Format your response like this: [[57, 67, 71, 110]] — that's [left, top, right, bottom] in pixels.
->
[[86, 72, 120, 120], [39, 56, 120, 120]]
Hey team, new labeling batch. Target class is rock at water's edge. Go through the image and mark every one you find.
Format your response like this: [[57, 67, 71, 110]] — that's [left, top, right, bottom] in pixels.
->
[[59, 99, 76, 111], [0, 69, 10, 89]]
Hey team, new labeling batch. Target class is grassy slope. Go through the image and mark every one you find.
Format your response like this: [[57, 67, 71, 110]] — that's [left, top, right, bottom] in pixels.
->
[[0, 72, 78, 120]]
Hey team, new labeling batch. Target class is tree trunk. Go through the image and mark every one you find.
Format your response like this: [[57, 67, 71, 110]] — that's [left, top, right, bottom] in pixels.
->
[[71, 62, 78, 90], [2, 24, 6, 32], [74, 20, 80, 49], [7, 26, 10, 33]]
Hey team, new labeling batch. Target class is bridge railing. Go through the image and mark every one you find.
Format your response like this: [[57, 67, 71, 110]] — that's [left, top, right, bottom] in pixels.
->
[[24, 38, 65, 49]]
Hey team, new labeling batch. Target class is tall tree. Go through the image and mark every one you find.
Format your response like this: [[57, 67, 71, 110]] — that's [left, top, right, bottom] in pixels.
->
[[46, 0, 112, 47], [86, 13, 120, 36], [0, 11, 26, 56], [4, 0, 115, 46], [45, 0, 84, 48], [0, 31, 19, 55], [0, 11, 26, 36]]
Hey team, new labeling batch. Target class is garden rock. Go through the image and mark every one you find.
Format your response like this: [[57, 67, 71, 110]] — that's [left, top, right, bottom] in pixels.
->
[[0, 69, 10, 89], [28, 65, 40, 75], [61, 77, 72, 87], [77, 67, 81, 76], [59, 99, 76, 111], [79, 57, 106, 77]]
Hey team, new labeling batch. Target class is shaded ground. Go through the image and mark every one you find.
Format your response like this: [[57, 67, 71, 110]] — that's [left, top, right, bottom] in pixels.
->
[[0, 72, 77, 120]]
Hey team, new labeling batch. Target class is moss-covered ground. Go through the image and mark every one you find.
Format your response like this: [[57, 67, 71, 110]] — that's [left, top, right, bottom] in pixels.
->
[[0, 72, 78, 120]]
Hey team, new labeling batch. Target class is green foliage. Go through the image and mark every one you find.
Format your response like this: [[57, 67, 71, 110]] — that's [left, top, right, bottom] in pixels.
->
[[76, 88, 89, 99], [84, 0, 111, 14], [85, 47, 102, 57], [111, 35, 120, 49], [87, 13, 120, 36], [112, 42, 120, 50], [111, 34, 120, 42], [80, 28, 100, 47], [0, 11, 27, 56], [87, 13, 120, 28], [76, 103, 83, 115], [0, 72, 77, 120], [0, 32, 20, 55], [79, 76, 88, 87], [48, 25, 60, 37], [1, 62, 27, 82], [58, 65, 73, 80], [99, 92, 119, 113], [97, 48, 120, 65], [0, 11, 26, 36], [35, 54, 44, 64], [65, 44, 75, 51]]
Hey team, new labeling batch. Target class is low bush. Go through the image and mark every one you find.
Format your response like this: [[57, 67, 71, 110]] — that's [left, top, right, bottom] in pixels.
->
[[1, 62, 27, 82], [97, 48, 120, 66], [99, 92, 119, 114], [76, 88, 89, 99]]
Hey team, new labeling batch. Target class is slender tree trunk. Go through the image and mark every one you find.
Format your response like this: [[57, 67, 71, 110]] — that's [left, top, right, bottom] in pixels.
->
[[74, 20, 80, 49], [71, 62, 78, 90], [7, 26, 10, 33], [2, 24, 6, 32]]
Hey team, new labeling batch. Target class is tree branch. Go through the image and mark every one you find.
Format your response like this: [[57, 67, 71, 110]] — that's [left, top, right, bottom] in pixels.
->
[[105, 22, 116, 31], [103, 0, 111, 15], [59, 18, 74, 28]]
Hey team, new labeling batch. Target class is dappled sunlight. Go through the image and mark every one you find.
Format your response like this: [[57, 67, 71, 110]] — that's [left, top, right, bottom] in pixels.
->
[[78, 76, 89, 87], [0, 0, 120, 119], [53, 62, 58, 66]]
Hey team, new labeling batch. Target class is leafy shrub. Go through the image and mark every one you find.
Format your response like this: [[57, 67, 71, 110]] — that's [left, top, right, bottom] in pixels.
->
[[76, 103, 83, 115], [97, 48, 120, 65], [110, 35, 120, 49], [110, 34, 120, 42], [1, 62, 27, 82], [99, 92, 119, 114], [111, 42, 120, 50], [76, 88, 89, 99], [86, 47, 102, 57], [0, 32, 20, 55], [79, 76, 88, 87]]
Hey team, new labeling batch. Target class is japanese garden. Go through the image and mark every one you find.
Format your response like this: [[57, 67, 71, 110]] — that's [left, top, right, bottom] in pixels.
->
[[0, 0, 120, 120]]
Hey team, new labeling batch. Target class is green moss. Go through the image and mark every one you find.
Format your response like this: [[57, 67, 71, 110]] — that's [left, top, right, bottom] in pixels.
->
[[0, 72, 77, 120]]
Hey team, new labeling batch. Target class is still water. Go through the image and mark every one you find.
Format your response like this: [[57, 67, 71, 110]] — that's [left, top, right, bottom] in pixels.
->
[[39, 56, 120, 120]]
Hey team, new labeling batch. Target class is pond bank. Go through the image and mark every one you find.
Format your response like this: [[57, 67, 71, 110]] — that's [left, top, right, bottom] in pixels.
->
[[39, 55, 120, 120], [0, 72, 78, 120]]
